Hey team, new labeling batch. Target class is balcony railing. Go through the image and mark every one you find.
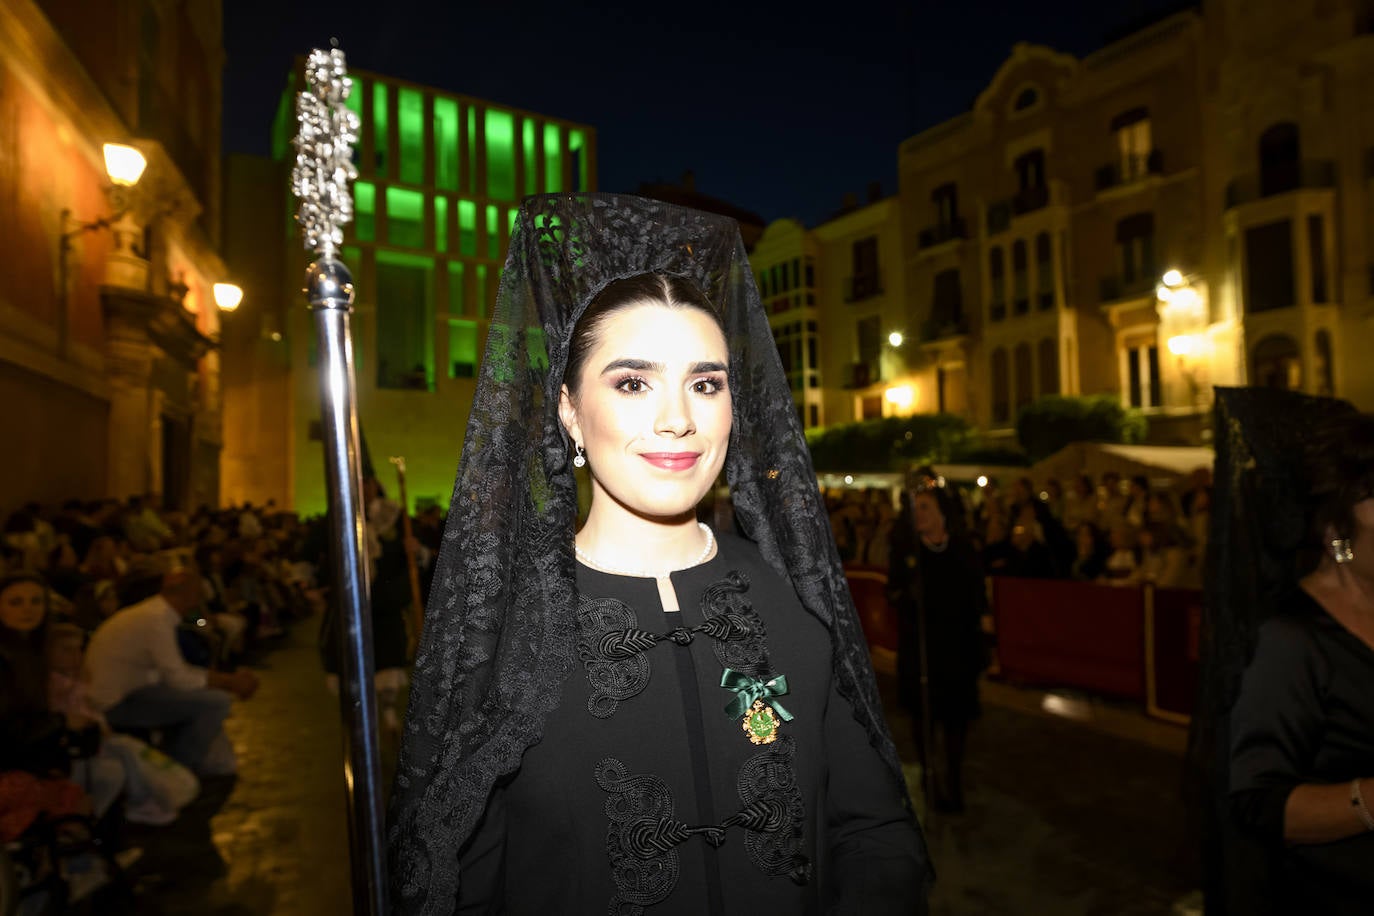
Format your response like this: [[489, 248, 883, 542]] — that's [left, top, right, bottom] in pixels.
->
[[1095, 150, 1164, 191], [1225, 160, 1336, 209], [1099, 274, 1157, 303], [920, 316, 969, 342], [917, 218, 969, 249], [986, 185, 1051, 235], [844, 361, 877, 389], [844, 274, 884, 302]]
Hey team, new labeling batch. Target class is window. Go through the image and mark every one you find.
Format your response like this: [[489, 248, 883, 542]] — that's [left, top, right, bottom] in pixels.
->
[[931, 269, 963, 331], [991, 347, 1010, 424], [1013, 87, 1039, 111], [989, 247, 1006, 321], [932, 182, 959, 225], [523, 120, 539, 196], [448, 319, 479, 378], [1015, 149, 1045, 193], [1116, 213, 1156, 289], [1252, 335, 1302, 390], [1038, 338, 1059, 395], [804, 257, 815, 288], [354, 181, 376, 242], [544, 124, 563, 194], [1035, 232, 1054, 310], [1308, 214, 1328, 303], [856, 316, 881, 377], [458, 200, 477, 256], [1012, 240, 1029, 315], [375, 253, 435, 391], [1259, 123, 1300, 197], [485, 110, 516, 200], [1125, 342, 1161, 408], [1111, 108, 1152, 182], [373, 83, 389, 173], [399, 88, 425, 185], [1014, 342, 1033, 409], [386, 187, 425, 249], [1245, 220, 1295, 313], [808, 404, 819, 428], [434, 98, 459, 191]]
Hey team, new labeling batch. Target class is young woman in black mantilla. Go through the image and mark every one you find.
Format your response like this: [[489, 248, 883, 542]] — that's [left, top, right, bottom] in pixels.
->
[[387, 194, 931, 914], [887, 470, 987, 813]]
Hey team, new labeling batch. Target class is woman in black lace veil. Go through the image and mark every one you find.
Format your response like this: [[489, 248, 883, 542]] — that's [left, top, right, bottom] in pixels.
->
[[1190, 387, 1368, 913], [387, 194, 931, 914]]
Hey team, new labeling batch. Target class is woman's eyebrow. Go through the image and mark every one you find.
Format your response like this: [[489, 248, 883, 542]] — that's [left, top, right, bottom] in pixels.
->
[[598, 358, 729, 375]]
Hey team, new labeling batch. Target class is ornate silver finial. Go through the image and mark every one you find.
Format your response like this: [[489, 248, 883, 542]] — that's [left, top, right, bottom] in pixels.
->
[[292, 47, 360, 258]]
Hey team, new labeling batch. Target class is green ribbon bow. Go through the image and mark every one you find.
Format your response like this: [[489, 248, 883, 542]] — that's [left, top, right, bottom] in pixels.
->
[[720, 668, 794, 722]]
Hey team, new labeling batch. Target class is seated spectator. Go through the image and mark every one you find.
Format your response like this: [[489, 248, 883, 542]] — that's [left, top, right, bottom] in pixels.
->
[[1101, 524, 1141, 584], [84, 568, 258, 774], [1061, 474, 1098, 533], [1069, 522, 1107, 581], [1137, 523, 1193, 588], [999, 517, 1057, 579]]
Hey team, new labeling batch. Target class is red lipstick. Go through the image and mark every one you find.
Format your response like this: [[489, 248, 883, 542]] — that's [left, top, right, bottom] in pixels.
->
[[640, 452, 701, 471]]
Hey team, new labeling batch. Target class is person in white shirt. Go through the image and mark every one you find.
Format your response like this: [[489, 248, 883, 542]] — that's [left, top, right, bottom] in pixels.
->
[[84, 569, 258, 772]]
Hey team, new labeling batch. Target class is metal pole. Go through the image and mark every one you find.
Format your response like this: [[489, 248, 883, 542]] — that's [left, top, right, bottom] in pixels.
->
[[293, 46, 388, 915]]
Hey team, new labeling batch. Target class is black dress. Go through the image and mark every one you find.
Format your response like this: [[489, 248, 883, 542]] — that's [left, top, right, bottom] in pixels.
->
[[456, 534, 924, 914], [1229, 589, 1374, 914], [888, 534, 986, 724]]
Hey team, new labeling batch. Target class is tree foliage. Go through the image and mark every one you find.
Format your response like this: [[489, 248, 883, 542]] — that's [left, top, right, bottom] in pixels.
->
[[1015, 394, 1148, 463], [805, 413, 974, 472]]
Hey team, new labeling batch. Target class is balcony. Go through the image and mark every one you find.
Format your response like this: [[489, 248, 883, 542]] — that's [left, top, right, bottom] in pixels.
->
[[986, 184, 1054, 235], [1095, 150, 1164, 192], [920, 316, 969, 342], [1225, 160, 1336, 209], [844, 361, 878, 389], [917, 218, 969, 250], [843, 273, 884, 302], [1099, 274, 1157, 304]]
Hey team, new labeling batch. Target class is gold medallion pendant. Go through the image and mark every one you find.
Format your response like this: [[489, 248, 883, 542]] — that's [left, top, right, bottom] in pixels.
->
[[743, 699, 781, 745]]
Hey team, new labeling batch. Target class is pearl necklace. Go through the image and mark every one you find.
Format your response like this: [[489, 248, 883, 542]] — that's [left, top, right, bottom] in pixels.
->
[[575, 523, 715, 579]]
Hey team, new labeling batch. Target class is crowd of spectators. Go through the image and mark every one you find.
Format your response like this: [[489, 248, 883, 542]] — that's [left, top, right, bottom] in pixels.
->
[[0, 496, 325, 910], [829, 466, 1213, 591]]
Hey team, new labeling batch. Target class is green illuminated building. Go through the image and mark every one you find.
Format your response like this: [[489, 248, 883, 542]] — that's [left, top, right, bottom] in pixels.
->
[[258, 67, 597, 515]]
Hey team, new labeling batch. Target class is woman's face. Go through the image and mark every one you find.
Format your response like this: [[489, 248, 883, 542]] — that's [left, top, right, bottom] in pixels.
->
[[560, 304, 732, 523], [912, 493, 946, 539], [0, 581, 46, 633]]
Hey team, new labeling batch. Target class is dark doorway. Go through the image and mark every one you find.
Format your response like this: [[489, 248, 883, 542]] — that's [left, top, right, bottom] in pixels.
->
[[161, 414, 191, 511]]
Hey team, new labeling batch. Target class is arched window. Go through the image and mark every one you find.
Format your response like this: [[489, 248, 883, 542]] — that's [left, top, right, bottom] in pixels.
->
[[1252, 334, 1302, 390], [1314, 329, 1334, 396], [1035, 232, 1054, 310], [992, 347, 1010, 424], [1038, 338, 1059, 395], [1259, 122, 1300, 197], [1012, 240, 1029, 314], [1013, 86, 1039, 112], [989, 247, 1006, 321], [1014, 342, 1034, 409]]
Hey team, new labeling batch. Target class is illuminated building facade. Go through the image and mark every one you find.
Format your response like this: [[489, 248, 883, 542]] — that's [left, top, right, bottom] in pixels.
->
[[223, 67, 596, 514], [750, 195, 911, 431], [898, 0, 1374, 443], [0, 0, 230, 515]]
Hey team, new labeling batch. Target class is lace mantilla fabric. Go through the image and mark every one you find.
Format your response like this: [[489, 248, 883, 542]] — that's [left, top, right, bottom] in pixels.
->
[[387, 194, 926, 913]]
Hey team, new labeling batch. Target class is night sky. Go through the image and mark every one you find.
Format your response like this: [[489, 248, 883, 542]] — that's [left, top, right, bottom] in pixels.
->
[[224, 0, 1191, 227]]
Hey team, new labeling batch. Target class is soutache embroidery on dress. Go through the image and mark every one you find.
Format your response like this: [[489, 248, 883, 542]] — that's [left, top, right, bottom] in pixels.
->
[[596, 757, 680, 915], [701, 571, 769, 674], [737, 736, 811, 885], [577, 594, 758, 718]]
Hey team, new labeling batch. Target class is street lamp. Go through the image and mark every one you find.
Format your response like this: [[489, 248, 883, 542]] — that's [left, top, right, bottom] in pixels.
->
[[213, 283, 244, 312], [888, 331, 904, 347], [102, 143, 147, 188]]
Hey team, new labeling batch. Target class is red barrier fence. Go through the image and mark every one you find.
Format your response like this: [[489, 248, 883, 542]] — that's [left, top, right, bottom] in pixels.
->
[[847, 568, 1201, 722]]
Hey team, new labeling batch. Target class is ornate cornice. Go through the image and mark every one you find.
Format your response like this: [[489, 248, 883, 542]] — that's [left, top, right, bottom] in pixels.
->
[[100, 285, 217, 368]]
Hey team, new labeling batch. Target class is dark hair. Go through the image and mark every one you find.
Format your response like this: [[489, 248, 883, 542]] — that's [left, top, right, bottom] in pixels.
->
[[562, 272, 723, 395], [0, 570, 53, 712], [1306, 412, 1374, 546]]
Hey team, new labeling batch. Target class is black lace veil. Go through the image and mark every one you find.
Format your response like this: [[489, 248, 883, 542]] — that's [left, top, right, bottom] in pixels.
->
[[1188, 386, 1358, 912], [387, 193, 925, 913]]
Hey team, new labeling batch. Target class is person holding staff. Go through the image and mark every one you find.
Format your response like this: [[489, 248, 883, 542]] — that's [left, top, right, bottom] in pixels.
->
[[388, 194, 930, 914]]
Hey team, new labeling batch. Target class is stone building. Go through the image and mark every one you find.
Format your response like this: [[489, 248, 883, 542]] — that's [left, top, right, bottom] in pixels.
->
[[897, 0, 1374, 444], [0, 0, 233, 516]]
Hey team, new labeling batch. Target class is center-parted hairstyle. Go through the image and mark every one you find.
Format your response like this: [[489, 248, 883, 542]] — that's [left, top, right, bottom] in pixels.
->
[[387, 193, 930, 914]]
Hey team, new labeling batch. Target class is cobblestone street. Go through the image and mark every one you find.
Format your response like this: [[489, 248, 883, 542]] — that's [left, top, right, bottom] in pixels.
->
[[130, 628, 1199, 914]]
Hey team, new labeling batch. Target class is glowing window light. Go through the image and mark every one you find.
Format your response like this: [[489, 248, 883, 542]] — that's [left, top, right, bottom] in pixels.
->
[[883, 385, 914, 410], [544, 123, 562, 193], [485, 110, 515, 200]]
